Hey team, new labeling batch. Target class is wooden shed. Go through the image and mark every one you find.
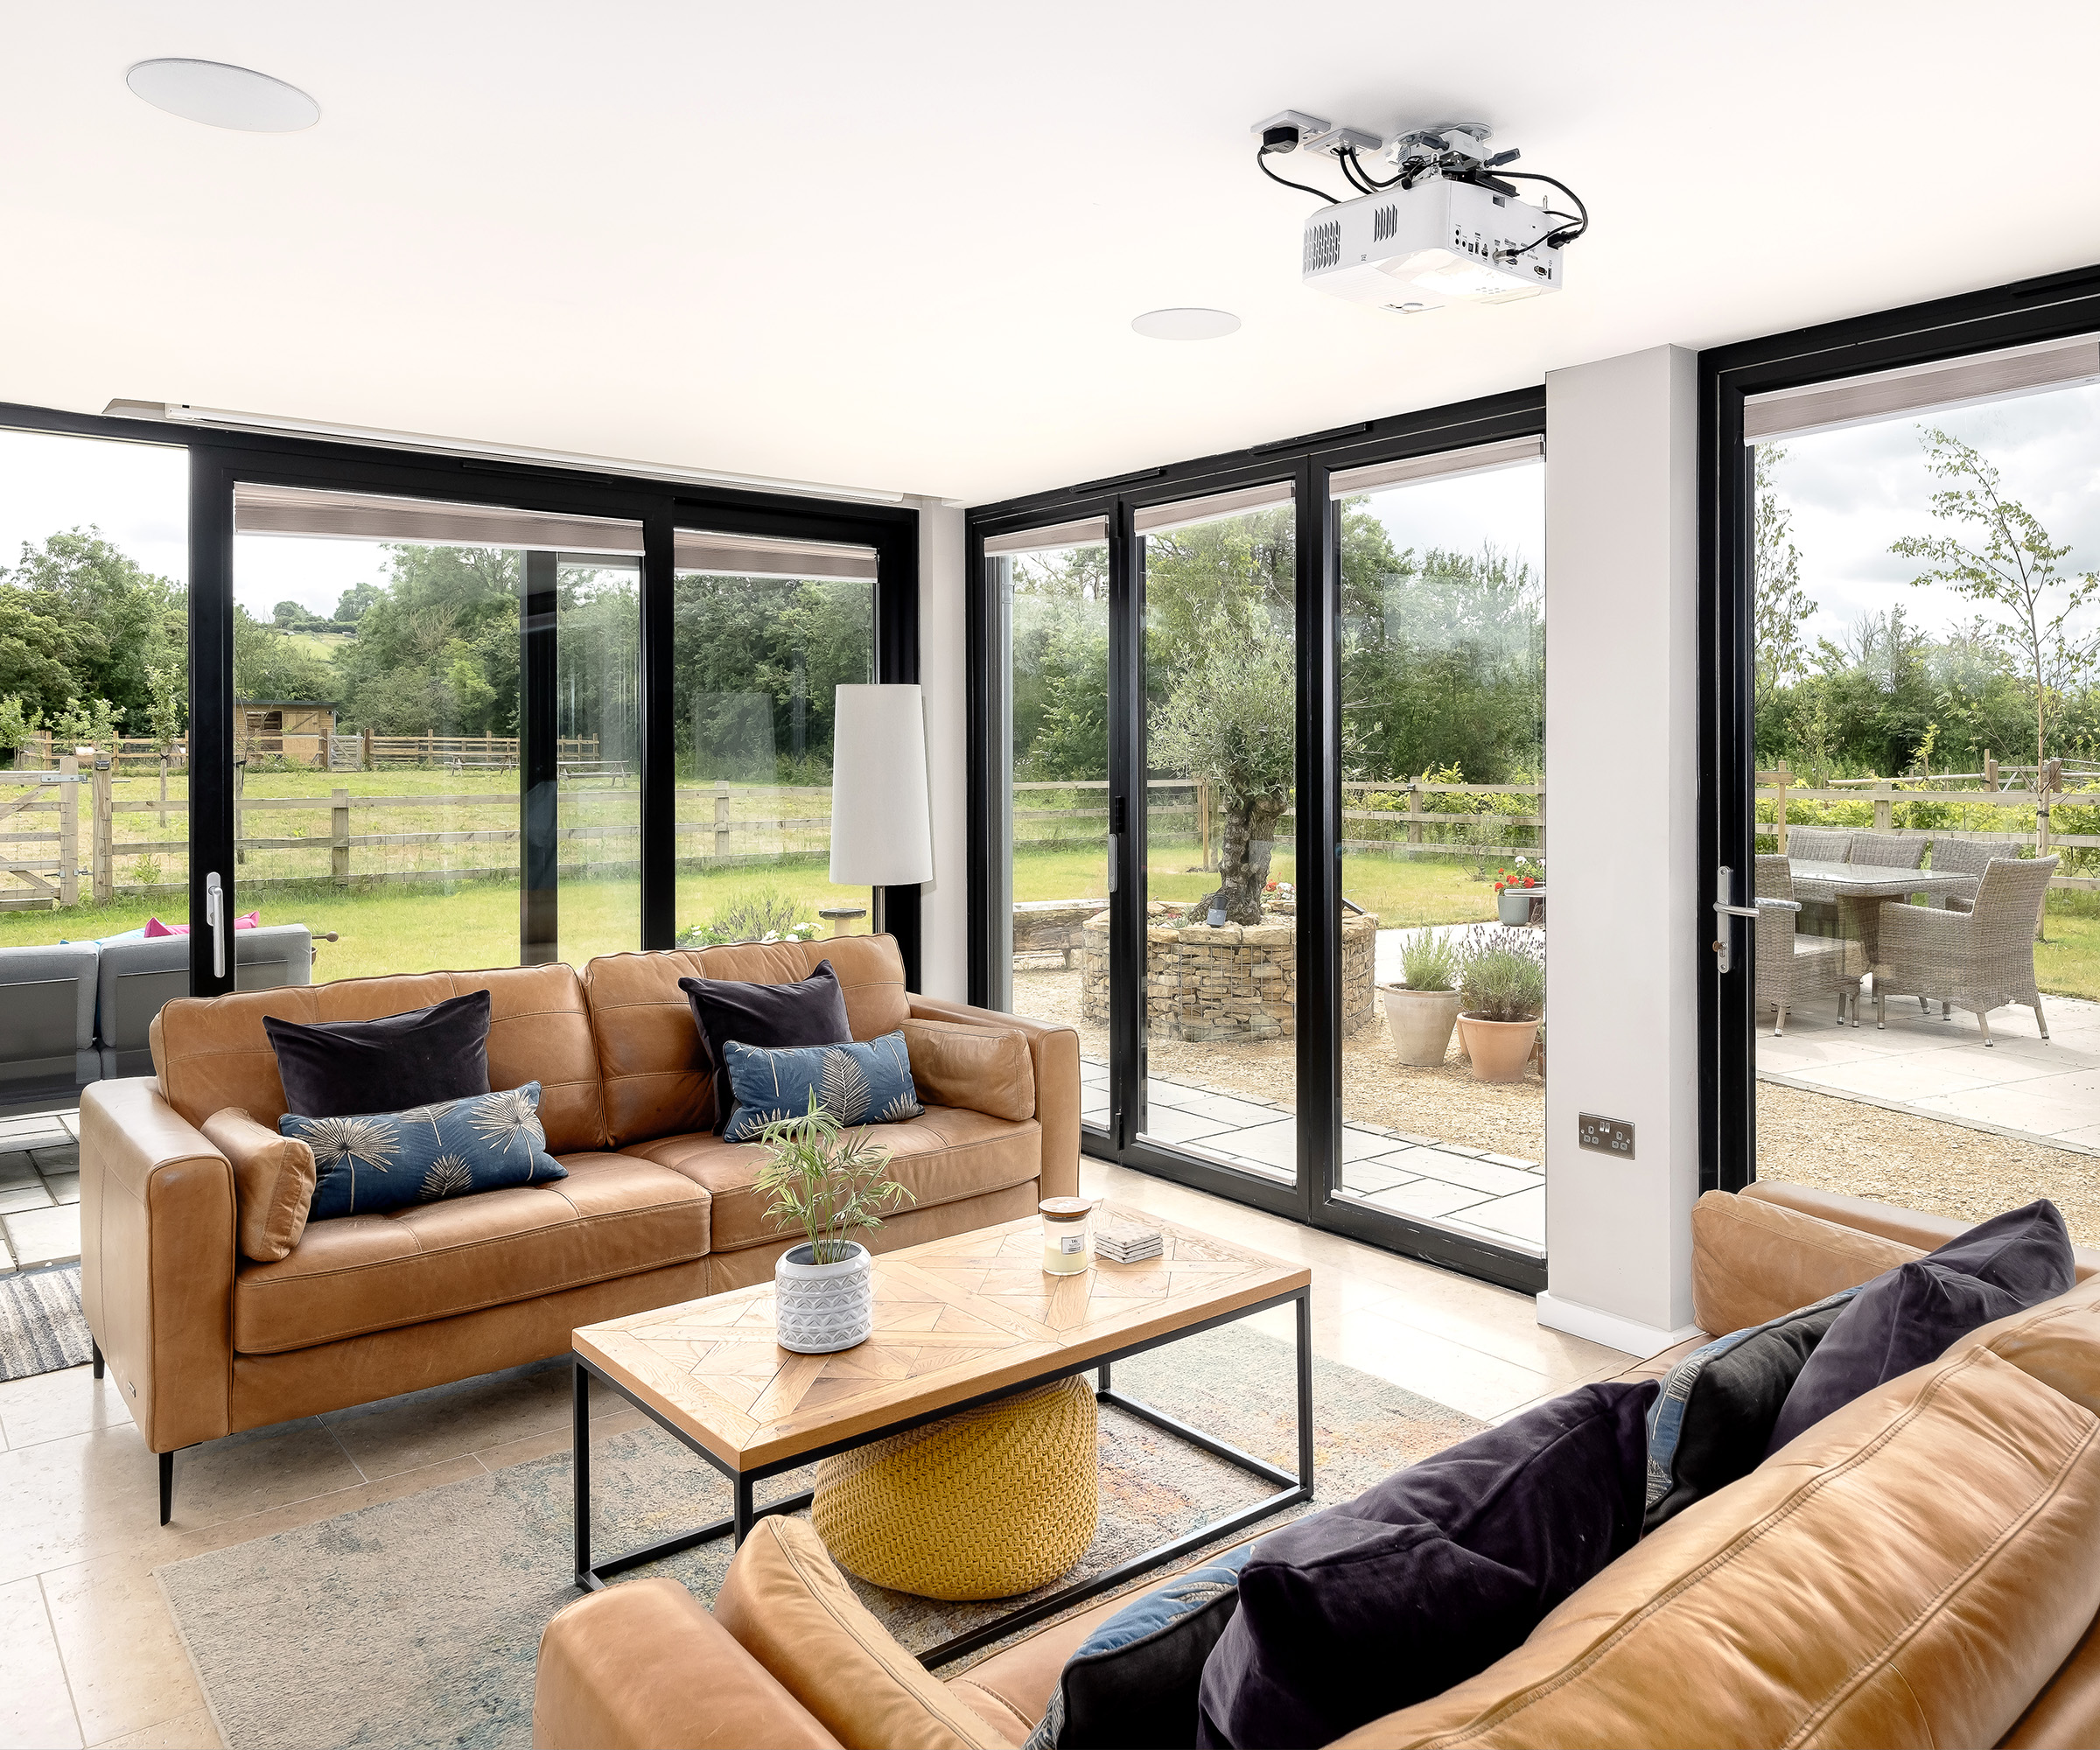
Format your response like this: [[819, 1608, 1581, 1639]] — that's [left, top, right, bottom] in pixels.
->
[[237, 700, 338, 766]]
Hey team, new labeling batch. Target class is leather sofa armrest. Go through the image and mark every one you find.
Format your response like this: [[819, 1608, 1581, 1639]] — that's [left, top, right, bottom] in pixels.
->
[[79, 1077, 238, 1453], [909, 997, 1080, 1200], [534, 1577, 841, 1750], [1745, 1180, 2100, 1281]]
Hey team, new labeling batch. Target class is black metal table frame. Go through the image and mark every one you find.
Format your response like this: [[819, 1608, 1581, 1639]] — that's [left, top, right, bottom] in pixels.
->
[[572, 1283, 1312, 1668]]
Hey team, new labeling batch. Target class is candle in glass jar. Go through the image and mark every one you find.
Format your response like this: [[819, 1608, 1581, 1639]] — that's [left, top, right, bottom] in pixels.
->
[[1040, 1196, 1094, 1275]]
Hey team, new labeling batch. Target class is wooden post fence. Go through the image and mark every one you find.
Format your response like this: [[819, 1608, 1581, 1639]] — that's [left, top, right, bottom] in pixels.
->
[[332, 788, 352, 886], [714, 780, 732, 858], [91, 754, 113, 904], [56, 753, 79, 906]]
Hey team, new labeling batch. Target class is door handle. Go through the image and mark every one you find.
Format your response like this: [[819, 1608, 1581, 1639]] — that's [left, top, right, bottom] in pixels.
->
[[1711, 864, 1760, 973], [206, 871, 226, 979]]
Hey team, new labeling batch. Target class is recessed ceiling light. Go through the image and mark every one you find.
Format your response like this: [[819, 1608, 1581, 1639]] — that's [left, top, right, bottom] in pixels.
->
[[1131, 308, 1241, 341], [126, 60, 319, 132]]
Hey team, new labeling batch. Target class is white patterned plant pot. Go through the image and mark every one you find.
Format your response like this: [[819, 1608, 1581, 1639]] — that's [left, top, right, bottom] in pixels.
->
[[774, 1242, 875, 1354]]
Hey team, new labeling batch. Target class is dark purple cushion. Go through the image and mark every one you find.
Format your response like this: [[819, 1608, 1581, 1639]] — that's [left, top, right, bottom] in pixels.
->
[[677, 962, 850, 1131], [1196, 1382, 1655, 1750], [1764, 1261, 2020, 1454], [262, 990, 490, 1118], [1920, 1198, 2075, 1303]]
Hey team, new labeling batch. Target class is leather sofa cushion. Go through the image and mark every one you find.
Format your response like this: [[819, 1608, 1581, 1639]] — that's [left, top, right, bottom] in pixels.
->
[[624, 1103, 1040, 1254], [1690, 1187, 1921, 1335], [232, 1152, 707, 1354], [202, 1106, 316, 1264], [150, 963, 611, 1155], [717, 1514, 1016, 1749], [902, 1018, 1035, 1123], [584, 936, 912, 1147], [1334, 1341, 2100, 1749]]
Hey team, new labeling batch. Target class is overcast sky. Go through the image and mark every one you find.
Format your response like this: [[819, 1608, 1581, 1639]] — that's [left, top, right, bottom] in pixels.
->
[[1362, 458, 1544, 585]]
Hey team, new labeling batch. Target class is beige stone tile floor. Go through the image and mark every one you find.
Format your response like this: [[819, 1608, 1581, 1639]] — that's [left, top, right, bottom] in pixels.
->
[[0, 1152, 1634, 1749]]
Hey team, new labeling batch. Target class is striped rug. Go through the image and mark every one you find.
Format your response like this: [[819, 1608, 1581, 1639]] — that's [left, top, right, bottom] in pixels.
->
[[0, 1263, 92, 1382]]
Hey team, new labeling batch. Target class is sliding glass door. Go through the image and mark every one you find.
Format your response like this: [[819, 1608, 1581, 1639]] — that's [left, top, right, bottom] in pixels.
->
[[973, 402, 1550, 1289]]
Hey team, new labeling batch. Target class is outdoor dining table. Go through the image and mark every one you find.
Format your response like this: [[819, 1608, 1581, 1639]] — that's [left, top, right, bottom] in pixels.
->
[[1785, 859, 1976, 972]]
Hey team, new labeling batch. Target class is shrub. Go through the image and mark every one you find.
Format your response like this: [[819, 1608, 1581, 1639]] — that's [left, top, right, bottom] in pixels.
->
[[676, 884, 820, 948], [1458, 928, 1546, 1022], [1397, 928, 1459, 992]]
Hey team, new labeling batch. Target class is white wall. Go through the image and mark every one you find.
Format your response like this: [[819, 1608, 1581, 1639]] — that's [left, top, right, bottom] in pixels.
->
[[915, 499, 970, 1001], [1536, 345, 1705, 1356]]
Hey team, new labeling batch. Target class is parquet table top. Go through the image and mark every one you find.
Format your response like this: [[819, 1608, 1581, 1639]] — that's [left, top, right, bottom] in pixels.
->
[[573, 1207, 1310, 1471]]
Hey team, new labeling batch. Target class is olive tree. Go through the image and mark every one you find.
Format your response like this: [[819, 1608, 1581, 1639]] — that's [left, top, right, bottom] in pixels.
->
[[1149, 618, 1295, 924]]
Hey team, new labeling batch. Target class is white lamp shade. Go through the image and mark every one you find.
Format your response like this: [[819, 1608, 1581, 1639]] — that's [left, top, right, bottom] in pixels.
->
[[830, 685, 934, 886]]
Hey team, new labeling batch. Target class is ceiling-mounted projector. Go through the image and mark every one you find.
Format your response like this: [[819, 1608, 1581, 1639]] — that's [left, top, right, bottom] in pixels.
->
[[1251, 116, 1586, 312]]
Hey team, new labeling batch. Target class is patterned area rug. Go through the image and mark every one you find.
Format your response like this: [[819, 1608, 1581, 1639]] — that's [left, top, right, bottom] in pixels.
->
[[0, 1263, 92, 1382], [158, 1324, 1483, 1750]]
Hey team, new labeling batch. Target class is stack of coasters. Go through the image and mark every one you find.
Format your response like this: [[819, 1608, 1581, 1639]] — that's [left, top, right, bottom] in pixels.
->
[[1096, 1219, 1164, 1264]]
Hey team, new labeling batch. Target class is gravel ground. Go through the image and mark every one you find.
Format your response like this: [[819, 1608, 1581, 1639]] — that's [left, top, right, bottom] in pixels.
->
[[1011, 965, 1544, 1162], [1754, 1081, 2100, 1244]]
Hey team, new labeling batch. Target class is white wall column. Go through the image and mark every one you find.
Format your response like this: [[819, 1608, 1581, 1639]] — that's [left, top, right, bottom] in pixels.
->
[[914, 499, 969, 1001], [1536, 345, 1704, 1358]]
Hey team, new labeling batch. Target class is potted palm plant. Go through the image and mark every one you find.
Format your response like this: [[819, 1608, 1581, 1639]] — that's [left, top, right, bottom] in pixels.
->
[[753, 1094, 915, 1354], [1379, 928, 1463, 1067], [1455, 931, 1547, 1083]]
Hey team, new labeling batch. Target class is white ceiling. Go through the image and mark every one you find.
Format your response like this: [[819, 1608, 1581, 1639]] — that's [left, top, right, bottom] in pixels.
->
[[3, 2, 2097, 507]]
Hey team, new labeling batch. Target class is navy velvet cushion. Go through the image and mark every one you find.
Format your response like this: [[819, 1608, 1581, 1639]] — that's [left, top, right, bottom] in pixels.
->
[[281, 1082, 568, 1220], [678, 963, 851, 1132], [1764, 1199, 2075, 1454], [263, 990, 491, 1119], [1197, 1381, 1656, 1750], [1644, 1289, 1857, 1532], [719, 1032, 922, 1139], [1025, 1544, 1253, 1750]]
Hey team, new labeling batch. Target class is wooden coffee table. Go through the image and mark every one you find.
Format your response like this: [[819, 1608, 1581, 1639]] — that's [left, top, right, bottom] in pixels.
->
[[570, 1206, 1312, 1665]]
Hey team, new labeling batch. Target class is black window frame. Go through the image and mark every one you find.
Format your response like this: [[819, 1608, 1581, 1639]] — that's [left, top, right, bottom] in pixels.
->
[[1698, 263, 2100, 1194], [968, 387, 1549, 1292], [0, 401, 920, 990]]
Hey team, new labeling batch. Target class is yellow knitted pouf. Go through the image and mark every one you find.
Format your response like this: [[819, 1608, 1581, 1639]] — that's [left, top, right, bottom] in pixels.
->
[[811, 1374, 1099, 1600]]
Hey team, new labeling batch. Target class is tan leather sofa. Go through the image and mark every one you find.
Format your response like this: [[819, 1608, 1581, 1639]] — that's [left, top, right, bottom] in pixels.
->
[[77, 934, 1078, 1522], [531, 1181, 2100, 1750]]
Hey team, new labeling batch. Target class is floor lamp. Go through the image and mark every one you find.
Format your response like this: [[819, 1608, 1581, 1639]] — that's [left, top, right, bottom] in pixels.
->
[[830, 684, 933, 939]]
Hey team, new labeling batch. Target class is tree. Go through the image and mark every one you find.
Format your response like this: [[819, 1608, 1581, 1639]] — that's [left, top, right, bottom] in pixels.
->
[[0, 527, 183, 726], [1894, 427, 2100, 774], [334, 581, 382, 624], [233, 609, 337, 704], [1754, 446, 1817, 729]]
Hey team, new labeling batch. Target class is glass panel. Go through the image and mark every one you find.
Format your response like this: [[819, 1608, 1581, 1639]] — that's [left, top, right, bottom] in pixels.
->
[[232, 501, 525, 980], [0, 429, 189, 1093], [672, 537, 878, 948], [1336, 458, 1546, 1256], [1138, 493, 1298, 1179], [994, 534, 1110, 1130], [555, 554, 640, 963], [1748, 383, 2100, 1242]]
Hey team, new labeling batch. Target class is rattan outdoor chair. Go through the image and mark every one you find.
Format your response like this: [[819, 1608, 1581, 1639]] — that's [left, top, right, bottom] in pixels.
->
[[1754, 853, 1853, 1033], [1784, 826, 1854, 864], [1849, 831, 1928, 871], [1872, 855, 2057, 1043], [1923, 837, 2023, 913]]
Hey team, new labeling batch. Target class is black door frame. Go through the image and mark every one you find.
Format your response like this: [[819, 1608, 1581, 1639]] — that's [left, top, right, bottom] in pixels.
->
[[0, 402, 920, 993], [1698, 262, 2100, 1194], [969, 388, 1549, 1292]]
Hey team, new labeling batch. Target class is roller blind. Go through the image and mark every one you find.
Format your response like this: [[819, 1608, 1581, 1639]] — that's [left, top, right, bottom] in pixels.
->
[[1330, 435, 1543, 498], [1745, 336, 2100, 445], [672, 529, 878, 581], [1133, 480, 1295, 536], [234, 483, 643, 553], [983, 515, 1108, 556]]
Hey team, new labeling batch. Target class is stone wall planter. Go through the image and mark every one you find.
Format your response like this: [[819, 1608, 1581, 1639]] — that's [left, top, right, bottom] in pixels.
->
[[774, 1241, 874, 1354], [1457, 1013, 1542, 1083], [1379, 984, 1462, 1068], [1080, 906, 1379, 1043]]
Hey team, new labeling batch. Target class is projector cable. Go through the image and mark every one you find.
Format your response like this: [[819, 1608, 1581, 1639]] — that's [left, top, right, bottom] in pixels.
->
[[1257, 144, 1340, 205]]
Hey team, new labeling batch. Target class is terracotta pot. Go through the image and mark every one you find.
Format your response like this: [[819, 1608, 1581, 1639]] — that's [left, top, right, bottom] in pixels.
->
[[1379, 984, 1462, 1068], [1458, 1012, 1542, 1083]]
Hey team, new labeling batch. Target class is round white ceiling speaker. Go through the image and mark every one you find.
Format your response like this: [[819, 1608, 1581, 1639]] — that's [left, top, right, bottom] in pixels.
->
[[1130, 308, 1242, 341], [125, 60, 319, 132]]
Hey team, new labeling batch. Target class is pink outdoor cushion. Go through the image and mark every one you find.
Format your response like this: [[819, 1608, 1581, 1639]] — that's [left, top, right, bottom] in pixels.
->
[[144, 910, 259, 938]]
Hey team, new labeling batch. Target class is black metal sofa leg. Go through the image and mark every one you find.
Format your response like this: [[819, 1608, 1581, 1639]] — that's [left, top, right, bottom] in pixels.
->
[[92, 1341, 103, 1379], [160, 1451, 173, 1526]]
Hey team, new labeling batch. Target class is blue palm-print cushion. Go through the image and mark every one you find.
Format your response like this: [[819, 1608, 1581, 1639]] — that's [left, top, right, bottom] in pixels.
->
[[280, 1081, 569, 1220], [720, 1031, 923, 1139]]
